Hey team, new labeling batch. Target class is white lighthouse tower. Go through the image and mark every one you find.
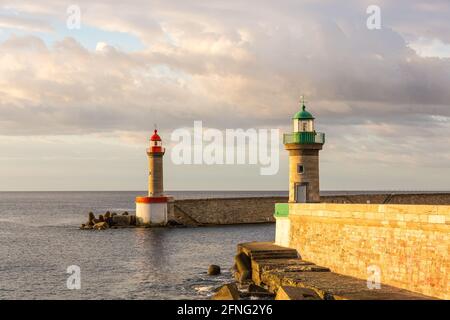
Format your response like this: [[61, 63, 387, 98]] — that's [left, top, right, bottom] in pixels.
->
[[135, 129, 168, 226]]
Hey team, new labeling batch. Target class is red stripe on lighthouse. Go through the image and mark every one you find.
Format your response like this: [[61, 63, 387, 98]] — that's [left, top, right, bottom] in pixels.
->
[[135, 196, 168, 203]]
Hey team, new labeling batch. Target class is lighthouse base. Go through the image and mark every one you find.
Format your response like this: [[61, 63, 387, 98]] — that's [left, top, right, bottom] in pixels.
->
[[135, 196, 168, 226]]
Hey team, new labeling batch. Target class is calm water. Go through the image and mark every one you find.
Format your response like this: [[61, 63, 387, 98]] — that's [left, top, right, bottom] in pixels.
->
[[1, 190, 443, 299], [0, 191, 280, 300]]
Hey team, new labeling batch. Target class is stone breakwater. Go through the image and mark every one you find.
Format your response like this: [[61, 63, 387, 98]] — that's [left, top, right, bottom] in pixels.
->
[[170, 192, 450, 226], [80, 193, 450, 228], [211, 242, 435, 300], [79, 210, 184, 230], [80, 211, 138, 230]]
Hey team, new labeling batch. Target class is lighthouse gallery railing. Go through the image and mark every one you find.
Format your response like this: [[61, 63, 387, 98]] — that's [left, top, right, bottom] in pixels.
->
[[283, 132, 325, 144]]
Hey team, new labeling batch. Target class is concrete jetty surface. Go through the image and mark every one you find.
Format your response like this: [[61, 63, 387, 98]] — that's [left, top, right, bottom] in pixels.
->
[[235, 242, 435, 300]]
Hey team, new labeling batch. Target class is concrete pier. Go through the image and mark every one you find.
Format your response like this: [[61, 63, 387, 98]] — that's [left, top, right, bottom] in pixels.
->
[[236, 242, 435, 300]]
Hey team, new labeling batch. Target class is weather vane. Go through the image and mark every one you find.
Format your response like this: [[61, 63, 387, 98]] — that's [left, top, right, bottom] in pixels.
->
[[300, 95, 307, 108]]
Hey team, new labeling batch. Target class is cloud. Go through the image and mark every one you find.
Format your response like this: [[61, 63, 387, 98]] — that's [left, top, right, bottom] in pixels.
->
[[0, 14, 54, 32], [408, 37, 450, 58], [0, 0, 449, 190], [0, 2, 449, 130]]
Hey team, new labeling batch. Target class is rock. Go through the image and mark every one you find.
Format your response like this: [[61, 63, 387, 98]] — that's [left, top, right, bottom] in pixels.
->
[[212, 283, 240, 300], [111, 212, 117, 217], [80, 224, 85, 229], [130, 215, 136, 226], [234, 253, 251, 282], [208, 265, 221, 275], [98, 214, 104, 222], [122, 211, 129, 216], [104, 212, 111, 219], [93, 222, 109, 230], [275, 286, 322, 300]]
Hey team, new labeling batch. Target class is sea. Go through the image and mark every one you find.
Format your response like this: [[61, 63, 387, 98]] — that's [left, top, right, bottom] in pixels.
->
[[0, 190, 444, 299]]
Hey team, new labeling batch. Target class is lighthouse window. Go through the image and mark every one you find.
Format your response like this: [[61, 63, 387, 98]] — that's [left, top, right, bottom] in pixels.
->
[[302, 122, 308, 131], [297, 164, 304, 174]]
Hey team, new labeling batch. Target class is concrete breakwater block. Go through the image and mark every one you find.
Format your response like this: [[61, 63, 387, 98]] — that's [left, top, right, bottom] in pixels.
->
[[275, 286, 322, 300], [252, 258, 330, 286], [240, 284, 275, 299], [92, 222, 109, 230], [80, 212, 136, 230], [212, 283, 275, 300], [112, 215, 136, 226], [212, 283, 240, 300], [237, 242, 299, 260], [234, 252, 252, 283]]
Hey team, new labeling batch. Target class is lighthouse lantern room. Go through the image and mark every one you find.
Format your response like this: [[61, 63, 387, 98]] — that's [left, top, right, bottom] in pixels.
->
[[293, 104, 315, 132]]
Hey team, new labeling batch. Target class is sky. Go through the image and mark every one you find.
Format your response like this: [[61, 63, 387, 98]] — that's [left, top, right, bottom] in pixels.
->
[[0, 0, 449, 191]]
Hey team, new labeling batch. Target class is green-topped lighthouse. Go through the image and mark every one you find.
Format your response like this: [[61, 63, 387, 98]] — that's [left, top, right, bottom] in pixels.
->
[[284, 97, 325, 203]]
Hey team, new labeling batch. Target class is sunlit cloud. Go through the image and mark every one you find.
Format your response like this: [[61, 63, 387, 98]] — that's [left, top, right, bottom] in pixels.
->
[[0, 0, 449, 190]]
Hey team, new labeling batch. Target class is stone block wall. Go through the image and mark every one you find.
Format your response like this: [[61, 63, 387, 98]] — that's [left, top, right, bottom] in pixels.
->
[[322, 193, 450, 205], [285, 203, 449, 299], [170, 197, 286, 225], [168, 193, 450, 226]]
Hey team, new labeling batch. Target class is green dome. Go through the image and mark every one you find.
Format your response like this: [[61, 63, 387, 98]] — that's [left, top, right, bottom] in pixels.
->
[[293, 104, 314, 120]]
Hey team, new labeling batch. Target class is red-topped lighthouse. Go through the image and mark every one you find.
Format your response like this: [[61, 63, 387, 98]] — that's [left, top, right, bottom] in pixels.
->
[[148, 129, 165, 196], [135, 129, 169, 225]]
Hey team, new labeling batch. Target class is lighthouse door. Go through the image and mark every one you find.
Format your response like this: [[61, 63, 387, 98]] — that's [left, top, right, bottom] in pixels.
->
[[295, 184, 307, 203]]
